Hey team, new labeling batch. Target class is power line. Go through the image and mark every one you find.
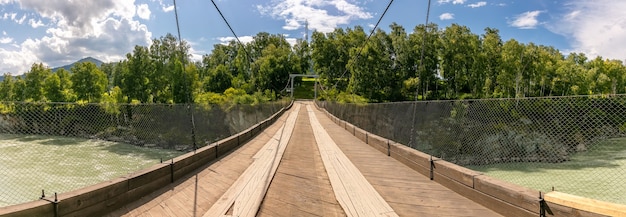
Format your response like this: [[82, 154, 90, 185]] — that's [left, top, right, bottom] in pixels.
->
[[333, 0, 395, 89], [210, 0, 254, 63]]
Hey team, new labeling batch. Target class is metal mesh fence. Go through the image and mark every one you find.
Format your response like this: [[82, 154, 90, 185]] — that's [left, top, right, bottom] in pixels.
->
[[317, 95, 626, 204], [0, 101, 287, 207]]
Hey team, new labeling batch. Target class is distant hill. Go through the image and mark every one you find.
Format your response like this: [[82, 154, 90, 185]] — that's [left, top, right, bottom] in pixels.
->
[[52, 57, 104, 72], [0, 57, 104, 81]]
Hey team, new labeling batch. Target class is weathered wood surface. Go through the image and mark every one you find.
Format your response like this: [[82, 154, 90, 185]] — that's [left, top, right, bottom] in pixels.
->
[[307, 104, 398, 217], [110, 101, 504, 217], [257, 105, 345, 217], [106, 107, 291, 217], [203, 104, 300, 217], [310, 103, 503, 217]]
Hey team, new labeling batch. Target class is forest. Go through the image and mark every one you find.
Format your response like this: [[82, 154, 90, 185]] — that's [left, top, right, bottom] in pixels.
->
[[1, 22, 626, 104]]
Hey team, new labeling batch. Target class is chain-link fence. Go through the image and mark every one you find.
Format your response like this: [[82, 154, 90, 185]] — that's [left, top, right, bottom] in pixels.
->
[[317, 95, 626, 205], [0, 101, 288, 207]]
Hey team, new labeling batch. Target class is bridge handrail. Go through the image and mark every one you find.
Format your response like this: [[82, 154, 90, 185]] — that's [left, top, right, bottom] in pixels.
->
[[0, 101, 293, 217]]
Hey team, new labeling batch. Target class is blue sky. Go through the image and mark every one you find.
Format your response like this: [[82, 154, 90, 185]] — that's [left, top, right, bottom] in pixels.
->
[[1, 0, 625, 75]]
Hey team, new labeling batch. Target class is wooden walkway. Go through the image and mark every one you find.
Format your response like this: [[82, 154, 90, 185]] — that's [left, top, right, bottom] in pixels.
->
[[109, 101, 502, 217]]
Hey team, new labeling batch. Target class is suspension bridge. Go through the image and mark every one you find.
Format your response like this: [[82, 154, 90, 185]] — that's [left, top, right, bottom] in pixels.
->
[[2, 100, 624, 217]]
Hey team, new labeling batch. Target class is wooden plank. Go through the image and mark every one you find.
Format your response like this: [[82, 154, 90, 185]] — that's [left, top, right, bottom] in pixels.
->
[[257, 106, 344, 217], [306, 105, 398, 217], [107, 107, 292, 217], [313, 105, 504, 217], [473, 175, 540, 213], [203, 104, 301, 217], [545, 191, 625, 217]]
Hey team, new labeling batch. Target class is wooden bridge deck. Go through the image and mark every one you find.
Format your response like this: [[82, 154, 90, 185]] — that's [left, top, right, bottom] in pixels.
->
[[108, 101, 501, 217]]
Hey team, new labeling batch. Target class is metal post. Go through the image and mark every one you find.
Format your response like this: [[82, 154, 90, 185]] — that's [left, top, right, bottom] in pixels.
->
[[314, 78, 318, 99], [430, 156, 435, 180], [290, 76, 294, 98]]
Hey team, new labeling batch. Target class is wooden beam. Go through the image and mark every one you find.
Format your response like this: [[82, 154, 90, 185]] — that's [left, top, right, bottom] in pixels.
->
[[203, 104, 301, 217], [307, 105, 398, 217], [544, 191, 626, 217]]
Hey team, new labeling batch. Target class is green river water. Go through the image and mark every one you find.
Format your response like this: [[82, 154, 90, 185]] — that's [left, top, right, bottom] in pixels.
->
[[0, 134, 182, 207], [470, 138, 626, 204]]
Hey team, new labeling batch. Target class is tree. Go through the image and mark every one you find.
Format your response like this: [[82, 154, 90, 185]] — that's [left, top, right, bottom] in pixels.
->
[[389, 23, 416, 99], [439, 24, 480, 98], [253, 44, 292, 93], [410, 23, 441, 99], [480, 27, 503, 97], [44, 68, 74, 102], [292, 39, 312, 75], [604, 59, 626, 95], [71, 62, 108, 102], [23, 63, 52, 101], [348, 29, 397, 101], [0, 74, 16, 101], [121, 45, 151, 102], [203, 64, 233, 93]]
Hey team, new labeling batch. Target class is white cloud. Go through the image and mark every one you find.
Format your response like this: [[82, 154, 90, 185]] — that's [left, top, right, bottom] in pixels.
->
[[509, 10, 542, 29], [439, 13, 454, 20], [0, 37, 13, 44], [137, 4, 151, 20], [548, 1, 626, 61], [9, 13, 26, 24], [28, 18, 44, 28], [163, 5, 174, 12], [216, 35, 297, 49], [257, 0, 373, 33], [2, 12, 15, 20], [0, 46, 39, 74], [218, 36, 254, 45], [2, 31, 6, 35], [0, 0, 153, 75], [468, 1, 486, 8], [285, 38, 297, 47], [438, 0, 466, 5], [152, 0, 174, 12]]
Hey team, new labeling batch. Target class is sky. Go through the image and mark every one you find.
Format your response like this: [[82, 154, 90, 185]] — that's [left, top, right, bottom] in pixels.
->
[[1, 0, 625, 75]]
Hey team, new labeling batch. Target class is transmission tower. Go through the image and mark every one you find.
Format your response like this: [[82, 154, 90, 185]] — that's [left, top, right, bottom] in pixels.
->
[[304, 20, 309, 43]]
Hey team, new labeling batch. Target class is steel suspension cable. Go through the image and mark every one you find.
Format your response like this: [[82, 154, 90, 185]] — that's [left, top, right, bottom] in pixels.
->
[[210, 0, 254, 63], [333, 0, 395, 89], [173, 0, 198, 150], [408, 0, 432, 148]]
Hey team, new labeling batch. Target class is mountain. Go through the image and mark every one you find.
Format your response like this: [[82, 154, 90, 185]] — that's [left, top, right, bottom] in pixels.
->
[[0, 57, 104, 81], [52, 57, 104, 72]]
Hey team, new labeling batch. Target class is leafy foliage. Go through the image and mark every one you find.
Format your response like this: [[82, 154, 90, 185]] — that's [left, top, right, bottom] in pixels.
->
[[2, 24, 626, 104]]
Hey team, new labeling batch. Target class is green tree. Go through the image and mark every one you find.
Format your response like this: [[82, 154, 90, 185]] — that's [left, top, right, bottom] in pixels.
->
[[410, 23, 441, 99], [23, 63, 52, 101], [71, 62, 108, 102], [348, 29, 397, 101], [44, 68, 75, 102], [121, 45, 151, 102], [604, 59, 626, 95], [253, 44, 292, 93], [480, 27, 502, 97], [293, 39, 312, 75], [439, 24, 480, 98], [0, 74, 16, 101], [389, 23, 415, 100], [203, 64, 233, 93]]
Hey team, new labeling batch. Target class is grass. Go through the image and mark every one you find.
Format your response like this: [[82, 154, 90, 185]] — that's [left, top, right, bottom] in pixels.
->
[[470, 137, 626, 204], [292, 79, 317, 99], [0, 134, 182, 207]]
